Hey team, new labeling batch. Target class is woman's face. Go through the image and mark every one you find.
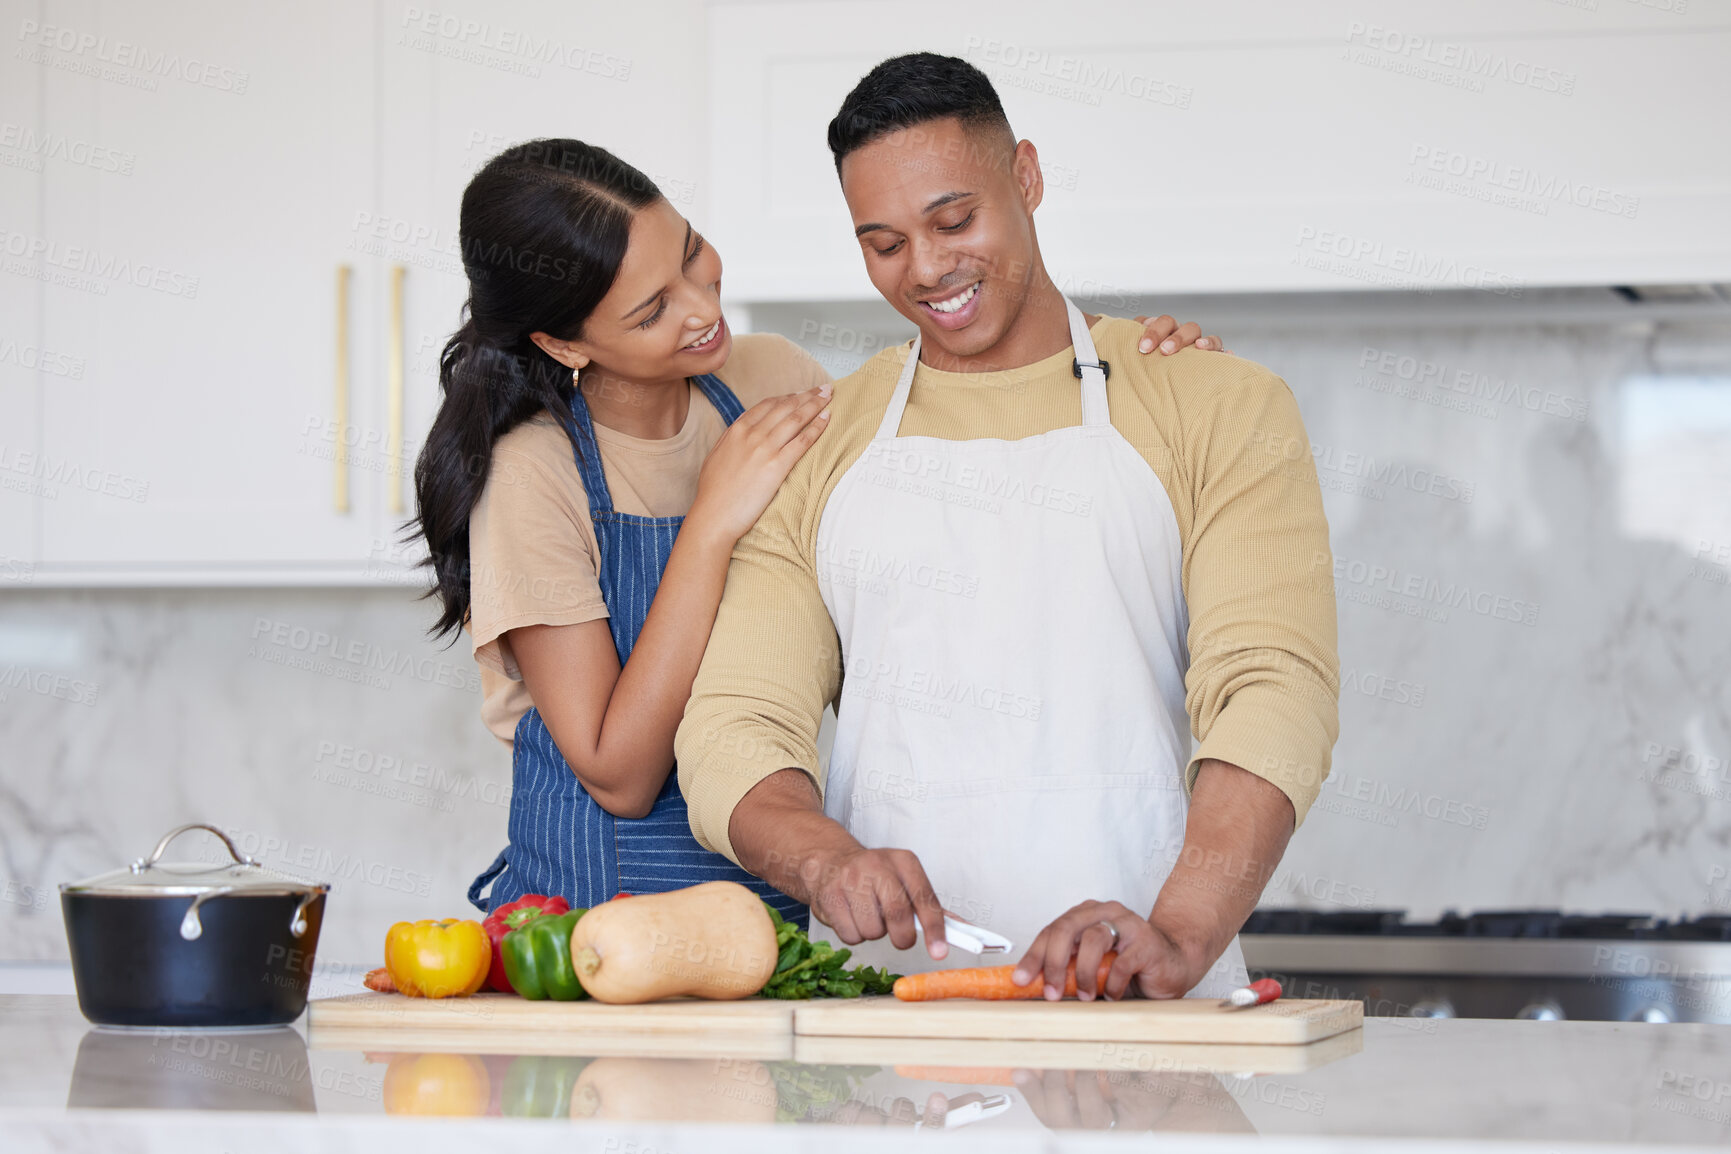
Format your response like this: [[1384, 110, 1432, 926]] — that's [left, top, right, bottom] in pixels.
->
[[555, 197, 729, 386]]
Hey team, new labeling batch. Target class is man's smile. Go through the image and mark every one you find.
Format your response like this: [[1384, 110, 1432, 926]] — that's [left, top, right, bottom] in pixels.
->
[[916, 279, 985, 328]]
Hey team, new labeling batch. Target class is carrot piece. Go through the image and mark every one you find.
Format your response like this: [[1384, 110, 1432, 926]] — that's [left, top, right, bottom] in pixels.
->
[[894, 1065, 1018, 1085], [363, 966, 397, 993], [892, 952, 1118, 1001]]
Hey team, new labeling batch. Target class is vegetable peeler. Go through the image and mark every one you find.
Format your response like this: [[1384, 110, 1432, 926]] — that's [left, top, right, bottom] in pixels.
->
[[915, 1092, 1012, 1130], [918, 913, 1013, 955]]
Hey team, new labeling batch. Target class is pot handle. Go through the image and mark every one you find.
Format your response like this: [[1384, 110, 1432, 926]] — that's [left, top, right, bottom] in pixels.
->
[[133, 824, 258, 873], [179, 886, 237, 941], [290, 892, 319, 938]]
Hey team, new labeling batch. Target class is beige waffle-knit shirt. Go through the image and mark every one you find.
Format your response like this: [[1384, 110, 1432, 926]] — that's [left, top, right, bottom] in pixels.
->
[[675, 316, 1340, 863]]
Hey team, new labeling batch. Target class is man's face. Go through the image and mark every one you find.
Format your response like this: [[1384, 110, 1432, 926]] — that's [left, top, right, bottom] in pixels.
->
[[840, 116, 1043, 363]]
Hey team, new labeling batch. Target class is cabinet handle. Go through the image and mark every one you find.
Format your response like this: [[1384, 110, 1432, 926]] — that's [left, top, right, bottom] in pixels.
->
[[388, 265, 406, 516], [333, 265, 352, 514]]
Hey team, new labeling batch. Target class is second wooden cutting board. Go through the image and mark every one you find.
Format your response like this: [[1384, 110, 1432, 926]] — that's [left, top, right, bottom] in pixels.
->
[[792, 996, 1362, 1045]]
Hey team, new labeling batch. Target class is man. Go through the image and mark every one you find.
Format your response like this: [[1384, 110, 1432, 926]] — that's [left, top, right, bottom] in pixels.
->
[[674, 53, 1338, 1001]]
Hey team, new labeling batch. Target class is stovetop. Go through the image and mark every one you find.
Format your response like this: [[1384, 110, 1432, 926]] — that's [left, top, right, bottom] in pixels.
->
[[1242, 909, 1731, 941], [1239, 909, 1731, 1023]]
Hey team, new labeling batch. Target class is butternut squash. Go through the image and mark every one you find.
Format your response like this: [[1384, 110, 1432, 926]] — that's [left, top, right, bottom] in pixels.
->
[[569, 1057, 777, 1122], [568, 881, 778, 1003]]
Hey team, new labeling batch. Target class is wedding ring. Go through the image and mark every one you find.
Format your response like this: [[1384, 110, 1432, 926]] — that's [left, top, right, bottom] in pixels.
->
[[1094, 919, 1120, 945]]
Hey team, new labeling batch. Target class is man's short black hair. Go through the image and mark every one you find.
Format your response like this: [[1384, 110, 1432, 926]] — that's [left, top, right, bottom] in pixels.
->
[[827, 52, 1013, 175]]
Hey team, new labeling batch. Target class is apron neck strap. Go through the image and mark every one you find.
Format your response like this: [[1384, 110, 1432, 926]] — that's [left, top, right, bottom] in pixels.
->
[[1065, 299, 1111, 428], [562, 387, 615, 517], [873, 339, 919, 442], [873, 298, 1110, 441]]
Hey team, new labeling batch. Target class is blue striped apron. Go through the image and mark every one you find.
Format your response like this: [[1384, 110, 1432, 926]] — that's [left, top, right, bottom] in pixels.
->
[[467, 373, 809, 925]]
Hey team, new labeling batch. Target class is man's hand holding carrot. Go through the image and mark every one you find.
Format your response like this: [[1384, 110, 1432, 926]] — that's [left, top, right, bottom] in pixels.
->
[[1012, 759, 1298, 1001]]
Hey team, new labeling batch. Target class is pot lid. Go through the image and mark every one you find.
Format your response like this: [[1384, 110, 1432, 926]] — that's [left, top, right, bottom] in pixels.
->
[[61, 824, 328, 897]]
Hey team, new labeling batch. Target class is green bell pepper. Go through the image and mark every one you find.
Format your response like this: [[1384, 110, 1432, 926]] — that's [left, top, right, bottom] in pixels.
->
[[500, 1055, 592, 1117], [500, 908, 587, 1000]]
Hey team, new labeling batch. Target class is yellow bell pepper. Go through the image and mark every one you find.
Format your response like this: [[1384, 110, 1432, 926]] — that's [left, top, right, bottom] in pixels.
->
[[384, 918, 490, 999], [382, 1053, 491, 1115]]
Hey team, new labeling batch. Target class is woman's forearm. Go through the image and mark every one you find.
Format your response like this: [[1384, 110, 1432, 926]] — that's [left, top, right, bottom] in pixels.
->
[[551, 515, 736, 815]]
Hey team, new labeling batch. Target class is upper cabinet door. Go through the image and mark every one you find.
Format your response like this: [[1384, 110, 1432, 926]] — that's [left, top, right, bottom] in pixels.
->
[[710, 1, 1731, 300], [0, 17, 44, 583], [375, 0, 710, 583], [34, 0, 383, 580]]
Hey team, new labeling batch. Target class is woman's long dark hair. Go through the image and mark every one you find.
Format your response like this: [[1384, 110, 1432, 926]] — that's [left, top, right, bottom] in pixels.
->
[[413, 139, 662, 640]]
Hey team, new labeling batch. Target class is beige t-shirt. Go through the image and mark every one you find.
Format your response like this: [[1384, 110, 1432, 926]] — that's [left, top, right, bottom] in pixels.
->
[[468, 332, 831, 744]]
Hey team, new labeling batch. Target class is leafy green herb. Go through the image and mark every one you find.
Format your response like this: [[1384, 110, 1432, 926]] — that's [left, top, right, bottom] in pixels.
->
[[765, 1061, 881, 1123], [759, 902, 900, 999]]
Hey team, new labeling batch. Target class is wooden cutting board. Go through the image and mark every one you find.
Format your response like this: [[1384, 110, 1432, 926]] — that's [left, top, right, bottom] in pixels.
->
[[306, 992, 1360, 1055], [792, 1022, 1364, 1074], [308, 991, 792, 1037], [307, 1022, 792, 1060], [791, 996, 1361, 1045]]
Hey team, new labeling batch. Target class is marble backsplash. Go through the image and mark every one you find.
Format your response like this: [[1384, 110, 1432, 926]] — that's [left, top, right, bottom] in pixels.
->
[[3, 292, 1729, 965]]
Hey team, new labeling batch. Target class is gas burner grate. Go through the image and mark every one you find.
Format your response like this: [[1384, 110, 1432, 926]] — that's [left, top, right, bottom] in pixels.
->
[[1245, 908, 1719, 940]]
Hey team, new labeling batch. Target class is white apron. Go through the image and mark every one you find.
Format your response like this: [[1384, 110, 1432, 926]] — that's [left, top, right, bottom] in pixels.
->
[[811, 300, 1247, 998]]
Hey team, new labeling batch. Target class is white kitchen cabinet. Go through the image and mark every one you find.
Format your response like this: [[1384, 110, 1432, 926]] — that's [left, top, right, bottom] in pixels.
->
[[12, 0, 708, 585], [709, 0, 1731, 302], [0, 16, 44, 585], [29, 0, 389, 582]]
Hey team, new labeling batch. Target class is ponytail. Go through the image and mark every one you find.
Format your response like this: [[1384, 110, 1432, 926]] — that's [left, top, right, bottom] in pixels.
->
[[408, 139, 662, 641], [414, 321, 573, 638]]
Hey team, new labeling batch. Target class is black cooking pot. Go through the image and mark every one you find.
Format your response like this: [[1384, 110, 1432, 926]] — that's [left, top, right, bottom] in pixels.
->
[[61, 824, 329, 1028], [67, 1025, 317, 1112]]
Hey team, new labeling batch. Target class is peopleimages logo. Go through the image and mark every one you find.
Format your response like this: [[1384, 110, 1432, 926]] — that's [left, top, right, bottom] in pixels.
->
[[0, 335, 86, 379], [0, 122, 136, 174], [817, 540, 981, 600], [1407, 145, 1640, 219], [208, 830, 433, 898], [1247, 428, 1476, 504], [845, 658, 1044, 722], [248, 618, 482, 694], [0, 665, 100, 706], [960, 35, 1193, 109], [1294, 227, 1525, 297], [1342, 22, 1576, 96], [1356, 346, 1589, 422], [0, 228, 200, 299], [16, 19, 251, 93], [860, 443, 1096, 517], [0, 444, 150, 503], [398, 8, 632, 80], [1323, 552, 1540, 627]]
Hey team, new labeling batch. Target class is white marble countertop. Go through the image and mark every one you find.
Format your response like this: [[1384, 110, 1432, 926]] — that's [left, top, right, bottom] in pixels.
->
[[3, 993, 1729, 1154]]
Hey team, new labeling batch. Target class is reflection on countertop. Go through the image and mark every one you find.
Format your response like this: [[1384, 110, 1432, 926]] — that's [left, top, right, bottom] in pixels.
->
[[3, 994, 1730, 1151]]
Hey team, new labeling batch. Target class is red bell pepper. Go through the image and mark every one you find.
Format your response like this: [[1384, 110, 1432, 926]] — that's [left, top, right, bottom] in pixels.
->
[[481, 894, 570, 993]]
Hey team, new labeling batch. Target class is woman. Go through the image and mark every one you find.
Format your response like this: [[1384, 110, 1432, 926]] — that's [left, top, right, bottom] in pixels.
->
[[413, 139, 1226, 922]]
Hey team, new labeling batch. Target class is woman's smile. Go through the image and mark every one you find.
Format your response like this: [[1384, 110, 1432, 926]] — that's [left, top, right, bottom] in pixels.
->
[[680, 316, 726, 354]]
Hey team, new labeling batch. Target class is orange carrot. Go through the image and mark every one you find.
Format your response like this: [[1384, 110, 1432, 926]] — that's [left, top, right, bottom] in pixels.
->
[[894, 1065, 1018, 1085], [363, 966, 397, 993], [892, 952, 1118, 1001]]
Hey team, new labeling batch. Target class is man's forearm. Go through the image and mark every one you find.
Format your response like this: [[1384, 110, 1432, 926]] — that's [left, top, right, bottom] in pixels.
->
[[1148, 758, 1296, 974], [729, 768, 862, 905]]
